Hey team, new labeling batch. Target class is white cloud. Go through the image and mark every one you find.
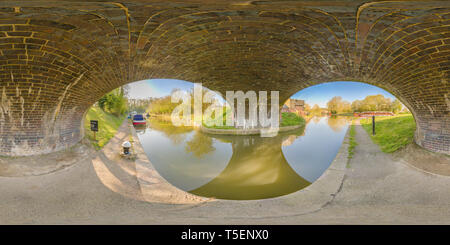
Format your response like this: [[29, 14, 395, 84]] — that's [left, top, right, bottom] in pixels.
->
[[127, 80, 157, 99]]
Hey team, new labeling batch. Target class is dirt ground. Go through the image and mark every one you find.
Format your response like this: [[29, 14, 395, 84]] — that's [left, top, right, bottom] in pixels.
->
[[0, 140, 94, 177], [392, 143, 450, 176]]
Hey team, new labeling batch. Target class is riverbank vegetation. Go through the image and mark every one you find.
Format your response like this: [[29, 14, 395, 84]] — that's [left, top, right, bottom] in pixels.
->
[[148, 88, 213, 116], [84, 87, 128, 149], [347, 122, 357, 168], [360, 114, 415, 153], [98, 87, 128, 117], [128, 98, 151, 114], [84, 105, 127, 149], [280, 112, 306, 127], [148, 90, 306, 129]]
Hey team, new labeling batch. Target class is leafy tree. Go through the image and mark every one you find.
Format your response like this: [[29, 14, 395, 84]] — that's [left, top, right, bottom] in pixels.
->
[[327, 96, 351, 114], [309, 104, 322, 116], [351, 99, 362, 112], [97, 87, 128, 116], [147, 87, 216, 116], [304, 103, 311, 112], [349, 94, 403, 114], [390, 99, 403, 114], [98, 95, 107, 110]]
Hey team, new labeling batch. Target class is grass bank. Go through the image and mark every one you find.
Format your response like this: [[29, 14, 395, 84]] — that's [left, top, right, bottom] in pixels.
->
[[280, 112, 306, 127], [84, 106, 126, 149], [360, 114, 415, 153], [347, 121, 357, 168]]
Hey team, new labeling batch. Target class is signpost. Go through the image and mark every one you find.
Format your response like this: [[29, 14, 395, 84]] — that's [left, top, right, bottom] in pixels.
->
[[90, 120, 98, 141]]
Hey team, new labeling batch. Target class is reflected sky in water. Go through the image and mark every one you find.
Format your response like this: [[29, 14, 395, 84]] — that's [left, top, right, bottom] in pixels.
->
[[136, 116, 350, 200], [282, 117, 349, 182]]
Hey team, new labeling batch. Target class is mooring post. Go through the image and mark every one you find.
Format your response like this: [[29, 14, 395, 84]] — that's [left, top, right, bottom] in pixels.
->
[[372, 115, 375, 135]]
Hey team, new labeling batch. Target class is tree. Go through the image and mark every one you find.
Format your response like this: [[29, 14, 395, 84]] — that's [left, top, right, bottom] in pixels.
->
[[97, 87, 128, 116], [327, 96, 351, 114], [309, 104, 322, 116], [341, 101, 352, 113], [327, 96, 341, 114], [360, 94, 391, 111], [390, 99, 403, 114], [350, 94, 396, 113], [351, 99, 362, 112], [304, 103, 311, 112]]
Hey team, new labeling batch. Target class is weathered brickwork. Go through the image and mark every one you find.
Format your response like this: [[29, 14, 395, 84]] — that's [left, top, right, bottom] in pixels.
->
[[0, 0, 448, 155]]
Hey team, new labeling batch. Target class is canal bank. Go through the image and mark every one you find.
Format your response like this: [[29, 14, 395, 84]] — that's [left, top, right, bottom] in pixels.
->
[[137, 116, 348, 200], [199, 124, 304, 136], [1, 120, 450, 224], [130, 118, 349, 212]]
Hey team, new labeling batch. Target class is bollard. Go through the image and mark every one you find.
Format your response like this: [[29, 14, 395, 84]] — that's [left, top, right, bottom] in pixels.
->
[[122, 141, 131, 155]]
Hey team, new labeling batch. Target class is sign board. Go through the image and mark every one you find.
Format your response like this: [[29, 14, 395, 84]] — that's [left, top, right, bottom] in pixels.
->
[[90, 120, 98, 132]]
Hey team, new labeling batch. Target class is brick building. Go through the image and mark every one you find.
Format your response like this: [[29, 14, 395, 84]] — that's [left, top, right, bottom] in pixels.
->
[[282, 99, 306, 116]]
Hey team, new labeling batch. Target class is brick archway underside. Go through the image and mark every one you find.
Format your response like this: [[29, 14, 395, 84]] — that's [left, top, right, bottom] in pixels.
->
[[0, 0, 448, 156]]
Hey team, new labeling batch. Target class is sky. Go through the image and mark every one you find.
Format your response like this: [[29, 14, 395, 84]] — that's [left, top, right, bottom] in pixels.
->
[[126, 79, 194, 99], [291, 81, 396, 107], [127, 79, 397, 107]]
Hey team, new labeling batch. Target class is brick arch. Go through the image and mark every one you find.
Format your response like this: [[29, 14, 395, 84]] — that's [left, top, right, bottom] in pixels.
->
[[0, 1, 448, 155]]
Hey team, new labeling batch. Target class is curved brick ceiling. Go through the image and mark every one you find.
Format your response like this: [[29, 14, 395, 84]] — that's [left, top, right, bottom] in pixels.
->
[[0, 0, 448, 155]]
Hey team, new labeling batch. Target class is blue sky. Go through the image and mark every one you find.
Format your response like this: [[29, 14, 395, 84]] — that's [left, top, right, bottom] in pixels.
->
[[128, 79, 396, 107], [291, 81, 396, 107]]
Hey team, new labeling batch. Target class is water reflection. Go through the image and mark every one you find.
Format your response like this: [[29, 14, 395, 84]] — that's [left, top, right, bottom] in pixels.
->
[[136, 116, 351, 200], [282, 116, 350, 183], [185, 131, 216, 158], [327, 115, 350, 132]]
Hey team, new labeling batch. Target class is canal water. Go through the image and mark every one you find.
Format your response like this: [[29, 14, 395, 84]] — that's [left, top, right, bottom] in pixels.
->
[[136, 116, 351, 200]]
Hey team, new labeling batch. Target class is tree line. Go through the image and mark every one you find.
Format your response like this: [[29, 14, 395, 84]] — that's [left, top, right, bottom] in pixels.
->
[[324, 94, 404, 115], [147, 88, 215, 115]]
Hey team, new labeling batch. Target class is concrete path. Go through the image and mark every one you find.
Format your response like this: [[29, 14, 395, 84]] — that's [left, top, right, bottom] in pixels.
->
[[0, 121, 449, 224]]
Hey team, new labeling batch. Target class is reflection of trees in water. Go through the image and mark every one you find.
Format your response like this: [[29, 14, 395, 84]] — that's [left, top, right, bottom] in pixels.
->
[[280, 125, 306, 146], [148, 117, 307, 164], [185, 131, 216, 158], [149, 118, 216, 157], [146, 117, 313, 199], [190, 131, 311, 200], [282, 135, 299, 146], [327, 116, 350, 132], [147, 118, 192, 145], [312, 116, 322, 124]]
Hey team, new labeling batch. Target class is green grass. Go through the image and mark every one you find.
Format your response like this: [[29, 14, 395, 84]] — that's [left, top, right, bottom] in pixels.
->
[[280, 112, 306, 127], [84, 106, 126, 149], [360, 114, 415, 153], [347, 122, 357, 168]]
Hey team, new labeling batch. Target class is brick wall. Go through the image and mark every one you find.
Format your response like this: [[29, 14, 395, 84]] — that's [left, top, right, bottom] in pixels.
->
[[0, 1, 448, 155]]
